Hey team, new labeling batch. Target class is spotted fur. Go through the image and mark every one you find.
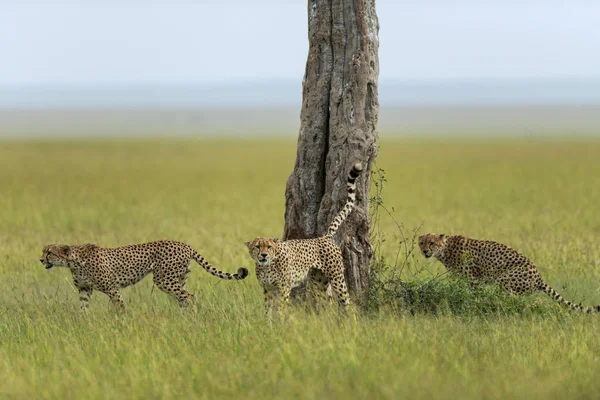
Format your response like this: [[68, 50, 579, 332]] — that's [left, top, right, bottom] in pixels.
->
[[419, 233, 600, 313], [245, 162, 364, 314], [40, 240, 248, 311]]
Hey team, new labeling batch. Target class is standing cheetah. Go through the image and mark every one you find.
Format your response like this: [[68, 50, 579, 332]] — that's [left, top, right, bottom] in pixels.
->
[[245, 162, 364, 314], [419, 233, 600, 313], [39, 240, 248, 311]]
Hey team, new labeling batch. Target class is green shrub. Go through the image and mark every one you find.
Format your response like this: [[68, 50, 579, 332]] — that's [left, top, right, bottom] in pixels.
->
[[366, 163, 557, 318]]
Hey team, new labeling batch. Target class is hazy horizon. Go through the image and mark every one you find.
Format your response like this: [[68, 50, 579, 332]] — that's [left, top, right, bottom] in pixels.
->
[[2, 78, 600, 109], [2, 1, 599, 137]]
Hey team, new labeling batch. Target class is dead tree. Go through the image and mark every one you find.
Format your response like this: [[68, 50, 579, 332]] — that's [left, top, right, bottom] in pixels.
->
[[283, 0, 379, 301]]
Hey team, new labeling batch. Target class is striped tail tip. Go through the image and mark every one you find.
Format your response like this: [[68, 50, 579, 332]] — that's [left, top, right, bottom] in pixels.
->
[[237, 267, 249, 280], [544, 283, 600, 314], [350, 162, 363, 179]]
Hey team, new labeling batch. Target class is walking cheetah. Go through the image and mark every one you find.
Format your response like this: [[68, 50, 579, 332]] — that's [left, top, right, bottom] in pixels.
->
[[245, 162, 364, 314], [419, 233, 600, 313], [39, 240, 248, 311]]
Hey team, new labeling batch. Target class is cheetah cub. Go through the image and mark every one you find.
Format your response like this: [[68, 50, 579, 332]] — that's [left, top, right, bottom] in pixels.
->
[[419, 233, 600, 313], [40, 240, 248, 311], [245, 162, 364, 314]]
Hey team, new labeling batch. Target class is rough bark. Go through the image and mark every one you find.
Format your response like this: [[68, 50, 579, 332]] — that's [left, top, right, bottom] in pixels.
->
[[283, 0, 379, 301]]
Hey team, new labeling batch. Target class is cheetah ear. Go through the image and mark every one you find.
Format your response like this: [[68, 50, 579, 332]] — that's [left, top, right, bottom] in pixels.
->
[[271, 238, 279, 243], [244, 241, 251, 248], [58, 245, 71, 257], [439, 234, 446, 239]]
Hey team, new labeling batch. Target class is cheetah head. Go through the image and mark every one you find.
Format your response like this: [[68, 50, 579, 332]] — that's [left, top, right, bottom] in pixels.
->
[[245, 237, 279, 266], [39, 244, 71, 269], [418, 233, 447, 259], [40, 243, 97, 269]]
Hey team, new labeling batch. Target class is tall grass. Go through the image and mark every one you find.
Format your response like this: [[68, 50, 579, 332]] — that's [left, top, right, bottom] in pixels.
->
[[1, 137, 600, 399]]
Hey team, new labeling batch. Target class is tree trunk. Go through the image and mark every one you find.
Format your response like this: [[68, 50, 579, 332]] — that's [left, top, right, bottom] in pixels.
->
[[283, 0, 379, 302]]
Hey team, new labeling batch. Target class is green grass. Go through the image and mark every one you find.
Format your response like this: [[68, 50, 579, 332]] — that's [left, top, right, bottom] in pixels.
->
[[2, 137, 600, 399]]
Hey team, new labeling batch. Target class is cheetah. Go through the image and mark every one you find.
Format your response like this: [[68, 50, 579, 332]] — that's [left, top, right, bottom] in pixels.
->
[[39, 240, 248, 311], [419, 233, 600, 313], [245, 162, 364, 314]]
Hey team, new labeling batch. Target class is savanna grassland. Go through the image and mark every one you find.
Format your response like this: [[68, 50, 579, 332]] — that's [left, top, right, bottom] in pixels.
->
[[1, 137, 600, 399]]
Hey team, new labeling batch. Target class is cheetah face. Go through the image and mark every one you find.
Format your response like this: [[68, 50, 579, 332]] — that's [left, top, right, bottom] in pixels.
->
[[245, 238, 279, 266], [418, 233, 446, 259], [39, 245, 71, 269]]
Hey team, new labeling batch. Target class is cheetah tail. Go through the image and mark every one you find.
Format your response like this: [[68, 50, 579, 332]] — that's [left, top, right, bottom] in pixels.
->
[[191, 251, 248, 281], [541, 283, 600, 313], [326, 162, 364, 236]]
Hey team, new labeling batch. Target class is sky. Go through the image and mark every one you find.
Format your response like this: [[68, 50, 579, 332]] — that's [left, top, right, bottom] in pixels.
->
[[1, 0, 600, 86]]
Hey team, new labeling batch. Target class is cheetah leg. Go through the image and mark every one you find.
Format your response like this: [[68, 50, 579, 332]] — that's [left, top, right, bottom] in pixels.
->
[[306, 269, 332, 311], [78, 287, 93, 311], [161, 284, 195, 308], [184, 291, 197, 307], [177, 287, 196, 307], [329, 275, 350, 306], [320, 251, 351, 307], [153, 274, 195, 308], [494, 266, 522, 295], [263, 288, 277, 317], [499, 266, 541, 295], [264, 284, 291, 319], [107, 288, 125, 312], [456, 262, 485, 288], [280, 284, 292, 305], [496, 273, 515, 294], [178, 262, 196, 307], [322, 263, 350, 307]]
